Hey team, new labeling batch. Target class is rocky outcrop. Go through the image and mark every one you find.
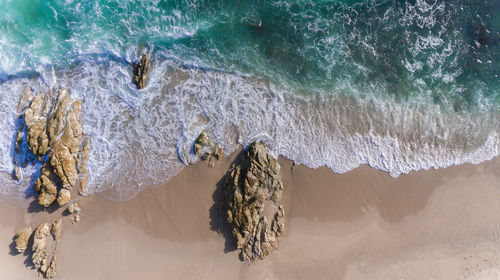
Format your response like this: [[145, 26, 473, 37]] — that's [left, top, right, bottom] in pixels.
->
[[13, 220, 63, 278], [22, 89, 90, 207], [224, 141, 285, 261], [194, 131, 224, 167], [14, 226, 32, 253], [32, 223, 50, 274], [132, 54, 151, 89]]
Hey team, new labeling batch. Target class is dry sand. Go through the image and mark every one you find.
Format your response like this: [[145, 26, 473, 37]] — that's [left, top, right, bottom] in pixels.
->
[[1, 149, 500, 280]]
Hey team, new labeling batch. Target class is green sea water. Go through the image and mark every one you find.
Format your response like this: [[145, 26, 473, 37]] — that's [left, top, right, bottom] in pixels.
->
[[1, 0, 500, 109], [0, 0, 499, 199]]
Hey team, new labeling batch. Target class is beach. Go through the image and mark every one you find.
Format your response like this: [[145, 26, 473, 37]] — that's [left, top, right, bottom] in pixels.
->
[[2, 149, 499, 279]]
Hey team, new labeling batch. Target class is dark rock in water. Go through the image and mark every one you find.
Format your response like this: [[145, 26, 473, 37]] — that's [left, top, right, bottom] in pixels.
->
[[224, 141, 285, 261], [472, 23, 492, 46], [132, 54, 151, 89]]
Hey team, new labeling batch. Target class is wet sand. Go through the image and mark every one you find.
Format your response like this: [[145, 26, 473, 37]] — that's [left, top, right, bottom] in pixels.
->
[[1, 149, 500, 279]]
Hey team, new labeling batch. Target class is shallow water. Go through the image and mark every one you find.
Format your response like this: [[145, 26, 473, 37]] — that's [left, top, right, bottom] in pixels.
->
[[0, 0, 499, 200]]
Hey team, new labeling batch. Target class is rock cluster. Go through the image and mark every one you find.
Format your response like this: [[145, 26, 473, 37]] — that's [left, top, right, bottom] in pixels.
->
[[14, 219, 62, 278], [224, 141, 285, 261], [194, 131, 224, 167], [19, 89, 89, 207], [68, 202, 82, 224], [132, 54, 151, 89]]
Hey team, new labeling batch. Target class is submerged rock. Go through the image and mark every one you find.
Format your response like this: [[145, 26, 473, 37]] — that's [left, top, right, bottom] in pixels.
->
[[23, 89, 90, 208], [14, 226, 32, 253], [224, 141, 285, 261], [132, 54, 151, 89]]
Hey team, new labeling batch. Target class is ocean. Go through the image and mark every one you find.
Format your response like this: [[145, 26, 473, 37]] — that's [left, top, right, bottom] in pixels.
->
[[0, 0, 499, 200]]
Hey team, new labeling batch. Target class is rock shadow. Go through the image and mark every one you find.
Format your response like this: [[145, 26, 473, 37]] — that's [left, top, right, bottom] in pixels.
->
[[9, 232, 35, 270], [208, 149, 247, 254]]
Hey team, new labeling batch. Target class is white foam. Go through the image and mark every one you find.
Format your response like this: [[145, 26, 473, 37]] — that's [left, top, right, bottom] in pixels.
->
[[0, 57, 498, 201]]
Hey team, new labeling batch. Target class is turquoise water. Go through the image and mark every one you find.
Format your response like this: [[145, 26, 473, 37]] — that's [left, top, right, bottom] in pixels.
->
[[0, 0, 499, 200]]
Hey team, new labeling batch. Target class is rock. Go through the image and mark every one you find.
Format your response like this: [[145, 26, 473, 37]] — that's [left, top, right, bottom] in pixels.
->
[[24, 93, 51, 158], [13, 166, 21, 181], [78, 138, 90, 196], [72, 214, 80, 224], [48, 92, 82, 189], [51, 218, 62, 241], [224, 141, 285, 261], [132, 54, 151, 89], [34, 164, 59, 207], [23, 89, 90, 207], [56, 188, 71, 206], [17, 87, 33, 115], [68, 202, 81, 214], [214, 144, 224, 160], [14, 226, 32, 253], [193, 131, 224, 167], [45, 255, 56, 279], [194, 131, 211, 156], [32, 223, 50, 271]]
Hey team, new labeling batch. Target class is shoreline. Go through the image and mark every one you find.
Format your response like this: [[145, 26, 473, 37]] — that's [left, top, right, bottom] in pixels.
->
[[1, 149, 500, 279]]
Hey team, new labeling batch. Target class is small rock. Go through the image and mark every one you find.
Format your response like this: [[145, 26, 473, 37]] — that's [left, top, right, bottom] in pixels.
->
[[214, 144, 224, 160], [68, 202, 81, 214], [14, 226, 32, 253], [72, 214, 80, 224], [51, 218, 62, 241], [13, 166, 21, 181], [193, 131, 224, 167], [132, 54, 151, 89], [56, 188, 71, 206]]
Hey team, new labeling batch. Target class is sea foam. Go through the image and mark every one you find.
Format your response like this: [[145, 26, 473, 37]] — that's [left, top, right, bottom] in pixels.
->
[[0, 60, 498, 201]]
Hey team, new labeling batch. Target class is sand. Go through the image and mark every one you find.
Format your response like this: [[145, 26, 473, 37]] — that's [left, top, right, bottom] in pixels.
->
[[1, 149, 500, 280]]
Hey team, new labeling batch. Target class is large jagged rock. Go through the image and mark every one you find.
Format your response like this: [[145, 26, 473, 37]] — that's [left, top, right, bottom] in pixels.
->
[[14, 226, 32, 253], [224, 141, 285, 261], [132, 54, 151, 89], [23, 88, 90, 207], [32, 223, 50, 273]]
